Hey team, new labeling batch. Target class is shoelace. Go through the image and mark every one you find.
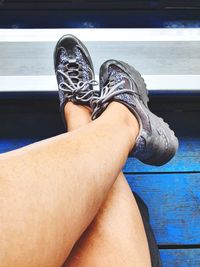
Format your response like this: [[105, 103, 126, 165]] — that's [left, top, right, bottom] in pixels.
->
[[57, 63, 98, 103], [92, 78, 138, 114]]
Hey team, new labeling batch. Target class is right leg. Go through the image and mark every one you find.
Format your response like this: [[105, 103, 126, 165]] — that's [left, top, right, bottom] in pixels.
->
[[0, 102, 138, 267], [63, 102, 152, 267], [65, 173, 152, 267]]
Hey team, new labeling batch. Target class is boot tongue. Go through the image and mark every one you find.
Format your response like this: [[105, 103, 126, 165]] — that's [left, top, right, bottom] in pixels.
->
[[57, 58, 80, 86], [62, 53, 82, 85], [68, 57, 77, 64]]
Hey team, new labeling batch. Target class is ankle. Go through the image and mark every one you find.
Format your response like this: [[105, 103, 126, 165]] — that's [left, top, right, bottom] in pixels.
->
[[100, 102, 140, 151], [65, 102, 91, 115], [64, 102, 91, 121], [116, 103, 140, 152], [64, 102, 92, 131]]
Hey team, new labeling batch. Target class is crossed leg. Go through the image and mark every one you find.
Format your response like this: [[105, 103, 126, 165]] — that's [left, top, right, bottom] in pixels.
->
[[63, 103, 151, 267], [0, 102, 140, 267]]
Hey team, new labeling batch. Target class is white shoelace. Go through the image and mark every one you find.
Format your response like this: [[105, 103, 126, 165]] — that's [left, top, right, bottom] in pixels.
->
[[58, 69, 99, 103], [92, 79, 136, 115]]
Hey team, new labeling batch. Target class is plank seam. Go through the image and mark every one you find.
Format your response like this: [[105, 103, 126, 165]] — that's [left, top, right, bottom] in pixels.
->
[[159, 245, 200, 249]]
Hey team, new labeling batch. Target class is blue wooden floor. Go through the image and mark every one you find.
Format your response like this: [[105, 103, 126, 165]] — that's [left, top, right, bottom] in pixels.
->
[[1, 0, 200, 28], [0, 92, 199, 266]]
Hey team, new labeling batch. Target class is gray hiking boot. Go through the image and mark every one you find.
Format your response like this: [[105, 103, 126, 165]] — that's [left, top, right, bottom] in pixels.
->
[[91, 60, 179, 166], [54, 34, 98, 127]]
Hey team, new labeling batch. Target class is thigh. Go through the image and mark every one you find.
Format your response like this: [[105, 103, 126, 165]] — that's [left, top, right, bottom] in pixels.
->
[[63, 175, 154, 267]]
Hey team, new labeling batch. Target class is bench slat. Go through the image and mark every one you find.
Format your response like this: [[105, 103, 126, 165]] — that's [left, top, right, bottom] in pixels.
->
[[0, 29, 200, 91], [0, 138, 200, 244], [0, 41, 199, 77], [124, 138, 200, 173], [0, 138, 199, 173], [0, 10, 200, 28], [160, 249, 200, 267], [126, 173, 200, 245]]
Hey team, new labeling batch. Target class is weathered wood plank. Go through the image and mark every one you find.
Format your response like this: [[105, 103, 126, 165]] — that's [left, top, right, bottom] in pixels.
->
[[2, 0, 200, 11], [0, 139, 200, 244], [0, 9, 200, 29], [0, 41, 199, 76], [124, 138, 200, 173], [0, 138, 199, 173], [160, 249, 200, 267], [0, 138, 198, 172], [126, 173, 200, 245], [0, 92, 199, 138], [0, 0, 167, 11]]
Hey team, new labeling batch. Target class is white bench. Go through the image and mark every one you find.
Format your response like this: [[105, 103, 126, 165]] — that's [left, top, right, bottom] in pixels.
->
[[0, 28, 200, 92]]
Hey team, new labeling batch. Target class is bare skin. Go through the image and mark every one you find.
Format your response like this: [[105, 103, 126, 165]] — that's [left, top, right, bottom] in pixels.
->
[[0, 102, 140, 267], [63, 103, 151, 267]]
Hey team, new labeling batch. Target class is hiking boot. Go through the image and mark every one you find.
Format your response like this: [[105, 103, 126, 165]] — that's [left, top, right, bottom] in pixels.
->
[[91, 60, 178, 166], [54, 34, 98, 127]]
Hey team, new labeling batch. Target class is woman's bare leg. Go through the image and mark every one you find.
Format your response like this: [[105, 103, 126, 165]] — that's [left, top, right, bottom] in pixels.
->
[[63, 103, 151, 267], [0, 102, 139, 267]]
